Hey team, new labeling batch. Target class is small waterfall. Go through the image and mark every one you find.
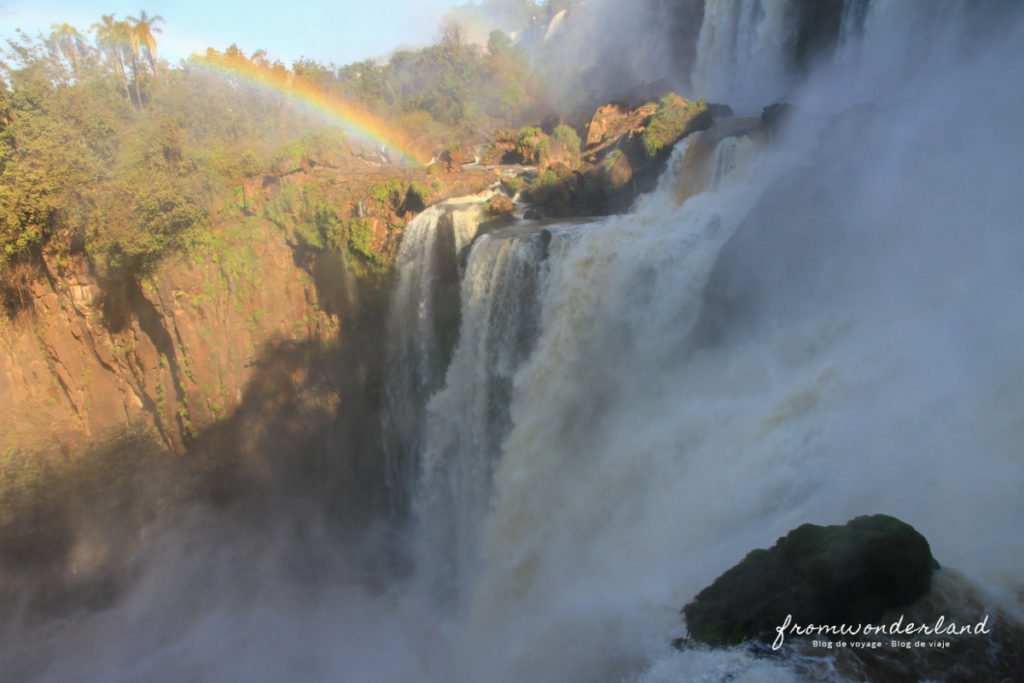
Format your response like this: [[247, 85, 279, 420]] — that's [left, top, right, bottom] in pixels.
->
[[691, 0, 797, 110], [673, 129, 761, 205], [415, 227, 556, 600], [382, 195, 493, 514]]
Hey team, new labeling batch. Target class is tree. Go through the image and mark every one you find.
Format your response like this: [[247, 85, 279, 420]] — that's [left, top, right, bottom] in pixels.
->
[[48, 23, 88, 82], [91, 14, 133, 105], [129, 10, 164, 79]]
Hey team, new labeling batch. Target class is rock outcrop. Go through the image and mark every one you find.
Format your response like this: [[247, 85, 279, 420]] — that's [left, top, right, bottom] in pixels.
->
[[0, 161, 494, 461], [682, 514, 939, 646], [522, 94, 718, 216], [0, 221, 335, 457]]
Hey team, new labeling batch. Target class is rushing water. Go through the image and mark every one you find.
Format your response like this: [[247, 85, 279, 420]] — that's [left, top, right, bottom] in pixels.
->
[[4, 1, 1024, 681], [387, 2, 1024, 680], [382, 195, 496, 513]]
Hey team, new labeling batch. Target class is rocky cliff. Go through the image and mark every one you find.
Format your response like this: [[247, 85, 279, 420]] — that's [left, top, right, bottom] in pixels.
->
[[1, 217, 338, 457]]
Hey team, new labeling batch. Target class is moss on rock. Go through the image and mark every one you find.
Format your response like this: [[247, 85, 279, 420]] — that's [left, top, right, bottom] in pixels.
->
[[642, 94, 713, 159]]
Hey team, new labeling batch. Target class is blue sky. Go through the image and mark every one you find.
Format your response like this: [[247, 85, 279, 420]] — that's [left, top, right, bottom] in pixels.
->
[[0, 1, 465, 67]]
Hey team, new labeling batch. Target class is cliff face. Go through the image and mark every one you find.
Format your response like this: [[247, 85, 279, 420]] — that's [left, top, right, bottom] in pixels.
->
[[0, 216, 345, 458], [0, 153, 497, 461]]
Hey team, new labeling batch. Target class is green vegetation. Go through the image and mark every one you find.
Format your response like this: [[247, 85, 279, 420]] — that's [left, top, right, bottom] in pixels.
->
[[0, 10, 544, 301], [516, 126, 549, 165], [345, 217, 385, 269], [642, 94, 711, 159], [531, 169, 559, 192], [501, 174, 527, 195], [552, 123, 582, 166]]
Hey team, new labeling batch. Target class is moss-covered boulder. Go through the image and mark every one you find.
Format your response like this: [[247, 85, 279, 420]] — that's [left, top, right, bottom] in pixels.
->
[[512, 93, 727, 218], [641, 94, 712, 159], [525, 163, 580, 217], [683, 514, 940, 646], [485, 194, 515, 219], [480, 128, 519, 165]]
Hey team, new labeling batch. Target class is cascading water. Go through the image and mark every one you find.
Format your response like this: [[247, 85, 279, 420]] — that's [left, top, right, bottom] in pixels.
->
[[414, 226, 554, 600], [691, 0, 797, 110], [453, 131, 786, 681], [386, 3, 1024, 681], [403, 128, 767, 606], [382, 195, 493, 514]]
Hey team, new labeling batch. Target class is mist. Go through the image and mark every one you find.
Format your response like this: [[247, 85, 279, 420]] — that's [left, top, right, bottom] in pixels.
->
[[4, 1, 1024, 682]]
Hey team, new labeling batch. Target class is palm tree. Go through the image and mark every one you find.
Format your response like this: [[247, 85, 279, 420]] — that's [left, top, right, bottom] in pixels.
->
[[129, 11, 164, 79], [91, 14, 133, 105], [49, 23, 87, 82]]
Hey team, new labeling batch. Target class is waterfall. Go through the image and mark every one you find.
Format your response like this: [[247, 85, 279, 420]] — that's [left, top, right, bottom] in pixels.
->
[[414, 227, 555, 600], [689, 0, 991, 111], [386, 5, 1024, 681], [691, 0, 797, 110], [457, 133, 784, 679], [382, 195, 493, 514]]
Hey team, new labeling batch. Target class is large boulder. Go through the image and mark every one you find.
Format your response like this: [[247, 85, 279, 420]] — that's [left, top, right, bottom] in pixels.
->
[[640, 94, 712, 160], [683, 514, 939, 646], [760, 102, 796, 134], [585, 101, 633, 148]]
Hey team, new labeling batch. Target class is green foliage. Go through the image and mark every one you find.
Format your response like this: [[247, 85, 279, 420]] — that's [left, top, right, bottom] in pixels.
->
[[531, 169, 559, 191], [264, 182, 346, 254], [552, 123, 582, 167], [0, 10, 542, 290], [516, 126, 550, 165], [238, 150, 260, 177], [496, 82, 528, 117], [642, 94, 710, 159], [345, 217, 382, 267], [501, 174, 527, 194], [369, 178, 406, 206], [333, 18, 536, 132], [518, 126, 542, 140], [407, 181, 432, 212], [552, 123, 581, 155]]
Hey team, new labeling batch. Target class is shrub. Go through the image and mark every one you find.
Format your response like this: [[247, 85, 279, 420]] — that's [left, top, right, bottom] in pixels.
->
[[516, 126, 549, 165], [552, 123, 581, 155]]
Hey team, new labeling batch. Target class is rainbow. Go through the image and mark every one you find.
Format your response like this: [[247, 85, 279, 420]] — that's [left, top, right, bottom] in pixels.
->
[[193, 52, 430, 165]]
